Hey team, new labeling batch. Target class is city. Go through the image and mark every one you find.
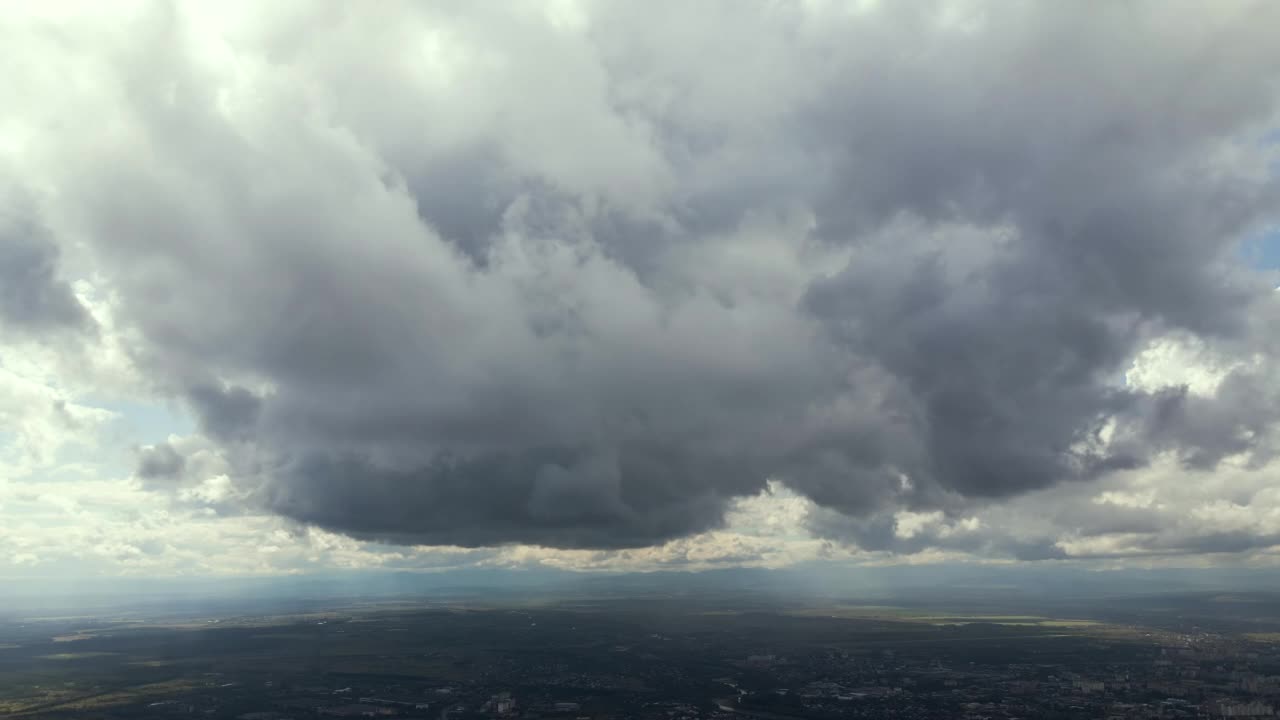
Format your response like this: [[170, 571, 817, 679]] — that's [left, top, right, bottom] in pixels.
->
[[3, 589, 1280, 720]]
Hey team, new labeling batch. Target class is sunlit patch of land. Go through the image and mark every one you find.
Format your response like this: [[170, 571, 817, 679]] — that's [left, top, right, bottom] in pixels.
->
[[786, 605, 1190, 647], [786, 605, 1104, 628], [6, 678, 205, 716]]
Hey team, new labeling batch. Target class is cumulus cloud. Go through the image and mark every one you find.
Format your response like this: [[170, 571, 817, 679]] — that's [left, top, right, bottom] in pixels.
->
[[2, 0, 1279, 555], [808, 452, 1280, 564]]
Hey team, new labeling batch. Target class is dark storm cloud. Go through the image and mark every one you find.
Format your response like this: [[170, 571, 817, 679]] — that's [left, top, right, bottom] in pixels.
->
[[0, 193, 91, 336], [267, 447, 752, 549], [186, 383, 262, 443], [136, 442, 186, 481], [779, 0, 1280, 513], [19, 1, 1280, 551], [404, 143, 515, 266]]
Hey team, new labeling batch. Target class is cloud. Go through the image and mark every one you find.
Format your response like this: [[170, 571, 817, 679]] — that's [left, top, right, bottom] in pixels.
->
[[0, 362, 116, 476], [2, 0, 1279, 554], [813, 453, 1280, 562], [136, 442, 186, 481], [0, 185, 92, 336]]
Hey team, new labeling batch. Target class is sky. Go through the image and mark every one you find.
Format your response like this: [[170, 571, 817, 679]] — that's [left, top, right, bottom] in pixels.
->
[[2, 0, 1280, 582]]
